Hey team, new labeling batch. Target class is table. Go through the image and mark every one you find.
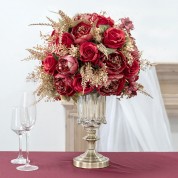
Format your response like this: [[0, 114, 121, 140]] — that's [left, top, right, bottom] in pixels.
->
[[1, 152, 178, 178]]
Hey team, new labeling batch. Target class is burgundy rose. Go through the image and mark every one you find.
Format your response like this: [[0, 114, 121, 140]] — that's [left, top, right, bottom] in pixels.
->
[[55, 77, 75, 96], [42, 55, 58, 75], [97, 78, 126, 96], [125, 77, 139, 96], [55, 55, 78, 78], [71, 22, 92, 44], [103, 27, 126, 49], [73, 74, 94, 94], [96, 15, 114, 27], [124, 60, 140, 79], [80, 42, 98, 63], [56, 33, 74, 47], [102, 51, 126, 77], [131, 49, 140, 61]]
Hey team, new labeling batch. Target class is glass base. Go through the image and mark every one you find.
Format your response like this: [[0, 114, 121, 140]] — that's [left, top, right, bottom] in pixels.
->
[[17, 164, 38, 171], [11, 157, 26, 164]]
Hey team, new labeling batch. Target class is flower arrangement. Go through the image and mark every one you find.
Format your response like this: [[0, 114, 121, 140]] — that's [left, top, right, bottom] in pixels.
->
[[27, 10, 150, 101]]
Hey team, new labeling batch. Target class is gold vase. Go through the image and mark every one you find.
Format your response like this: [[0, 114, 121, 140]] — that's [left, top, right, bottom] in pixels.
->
[[73, 93, 109, 169]]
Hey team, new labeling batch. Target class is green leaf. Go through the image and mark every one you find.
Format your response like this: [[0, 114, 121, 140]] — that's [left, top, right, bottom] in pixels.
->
[[99, 25, 109, 33], [106, 48, 116, 55], [52, 53, 59, 61]]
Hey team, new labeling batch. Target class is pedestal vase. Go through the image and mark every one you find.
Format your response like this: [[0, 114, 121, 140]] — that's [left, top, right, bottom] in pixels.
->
[[73, 93, 109, 169]]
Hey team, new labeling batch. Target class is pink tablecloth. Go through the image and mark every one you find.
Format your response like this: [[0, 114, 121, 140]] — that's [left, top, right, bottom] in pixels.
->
[[0, 152, 178, 178]]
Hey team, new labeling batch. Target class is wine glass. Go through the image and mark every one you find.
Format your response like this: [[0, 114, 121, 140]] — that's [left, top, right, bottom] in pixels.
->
[[16, 91, 39, 171], [11, 107, 26, 164]]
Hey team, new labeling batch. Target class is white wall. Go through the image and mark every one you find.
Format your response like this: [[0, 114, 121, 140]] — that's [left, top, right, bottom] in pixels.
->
[[0, 0, 178, 151]]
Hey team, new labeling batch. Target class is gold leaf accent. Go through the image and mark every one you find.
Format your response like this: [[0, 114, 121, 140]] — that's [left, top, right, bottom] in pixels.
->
[[46, 16, 57, 26], [48, 44, 69, 57], [121, 32, 135, 65], [26, 49, 45, 60], [58, 10, 72, 24], [68, 45, 79, 57], [58, 10, 73, 31], [140, 58, 153, 70], [80, 63, 108, 89], [27, 67, 59, 102], [137, 83, 153, 98], [97, 43, 116, 58], [90, 21, 102, 43], [29, 23, 52, 27], [97, 43, 108, 58]]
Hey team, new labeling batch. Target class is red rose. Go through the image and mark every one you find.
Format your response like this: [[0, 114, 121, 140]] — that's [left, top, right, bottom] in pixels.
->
[[71, 22, 92, 44], [55, 55, 78, 78], [103, 27, 125, 49], [97, 78, 126, 96], [89, 13, 99, 22], [96, 15, 114, 27], [42, 55, 58, 75], [102, 51, 126, 77], [56, 33, 74, 47], [55, 77, 75, 96], [78, 13, 114, 27], [73, 74, 94, 94], [124, 60, 140, 79], [50, 30, 59, 45], [80, 42, 98, 63]]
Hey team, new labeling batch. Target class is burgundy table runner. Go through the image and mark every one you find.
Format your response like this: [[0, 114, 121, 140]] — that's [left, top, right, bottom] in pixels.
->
[[0, 152, 178, 178]]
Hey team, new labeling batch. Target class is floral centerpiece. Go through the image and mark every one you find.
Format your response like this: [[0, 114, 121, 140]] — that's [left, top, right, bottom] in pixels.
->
[[27, 10, 150, 102], [26, 10, 151, 169]]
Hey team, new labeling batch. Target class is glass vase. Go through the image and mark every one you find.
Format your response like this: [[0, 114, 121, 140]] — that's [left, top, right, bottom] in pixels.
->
[[73, 93, 109, 169]]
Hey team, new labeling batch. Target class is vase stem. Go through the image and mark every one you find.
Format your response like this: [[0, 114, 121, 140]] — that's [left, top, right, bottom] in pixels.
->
[[73, 126, 109, 169], [85, 126, 98, 149]]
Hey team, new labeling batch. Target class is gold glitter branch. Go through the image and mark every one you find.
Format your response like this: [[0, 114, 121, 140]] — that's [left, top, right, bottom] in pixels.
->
[[140, 58, 153, 70], [29, 23, 52, 27], [26, 49, 45, 60], [91, 63, 108, 87], [27, 67, 59, 102], [58, 10, 73, 31], [58, 10, 72, 24], [80, 63, 108, 90], [137, 83, 153, 98], [46, 16, 57, 26]]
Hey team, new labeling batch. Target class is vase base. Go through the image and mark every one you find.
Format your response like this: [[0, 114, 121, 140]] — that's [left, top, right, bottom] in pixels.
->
[[73, 150, 109, 169]]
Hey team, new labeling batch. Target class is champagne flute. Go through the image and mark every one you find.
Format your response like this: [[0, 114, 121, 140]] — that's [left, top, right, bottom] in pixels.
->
[[11, 107, 26, 164], [17, 91, 38, 171]]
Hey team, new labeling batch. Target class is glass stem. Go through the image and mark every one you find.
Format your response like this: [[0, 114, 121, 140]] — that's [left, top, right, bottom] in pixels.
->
[[26, 131, 30, 165], [18, 134, 23, 158]]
